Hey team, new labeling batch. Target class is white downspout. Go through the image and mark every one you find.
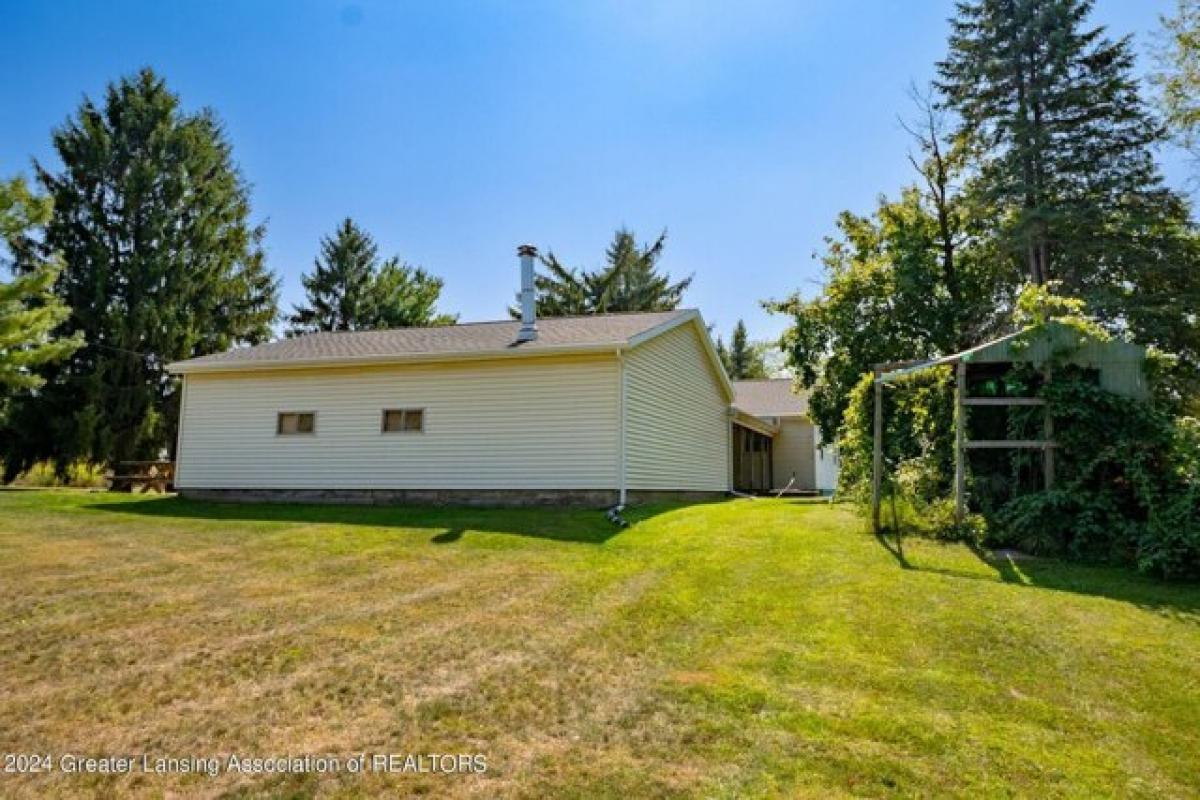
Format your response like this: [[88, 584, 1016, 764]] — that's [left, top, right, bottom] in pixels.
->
[[173, 374, 188, 490], [617, 348, 627, 506], [727, 407, 735, 493]]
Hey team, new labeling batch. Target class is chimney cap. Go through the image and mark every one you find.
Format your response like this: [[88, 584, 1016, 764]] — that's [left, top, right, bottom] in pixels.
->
[[517, 244, 538, 258]]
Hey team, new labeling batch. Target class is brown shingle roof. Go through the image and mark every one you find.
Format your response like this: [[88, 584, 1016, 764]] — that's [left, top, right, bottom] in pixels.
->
[[168, 310, 692, 373], [732, 379, 808, 417]]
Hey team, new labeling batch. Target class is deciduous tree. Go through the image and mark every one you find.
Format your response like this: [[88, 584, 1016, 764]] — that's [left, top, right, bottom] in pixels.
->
[[0, 177, 80, 412], [1155, 0, 1200, 162], [770, 88, 1016, 443]]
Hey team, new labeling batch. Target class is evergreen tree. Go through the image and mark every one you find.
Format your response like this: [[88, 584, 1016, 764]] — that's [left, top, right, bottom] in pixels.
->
[[0, 177, 81, 412], [1154, 0, 1200, 390], [372, 258, 457, 329], [523, 252, 598, 317], [522, 228, 692, 317], [937, 0, 1200, 372], [287, 218, 455, 335], [715, 335, 734, 376], [601, 229, 692, 313], [1, 69, 278, 476], [288, 219, 382, 334], [938, 0, 1161, 285], [728, 320, 768, 379]]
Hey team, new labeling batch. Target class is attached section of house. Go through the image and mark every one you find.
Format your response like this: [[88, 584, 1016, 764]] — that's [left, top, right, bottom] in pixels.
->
[[730, 379, 838, 495]]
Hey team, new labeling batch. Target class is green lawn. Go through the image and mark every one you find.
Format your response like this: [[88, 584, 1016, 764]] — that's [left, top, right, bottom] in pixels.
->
[[1, 491, 1197, 798]]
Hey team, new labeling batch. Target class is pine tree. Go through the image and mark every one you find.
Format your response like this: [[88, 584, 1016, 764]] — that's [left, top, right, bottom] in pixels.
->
[[715, 335, 734, 376], [288, 219, 455, 335], [728, 320, 768, 379], [0, 177, 81, 408], [1, 69, 278, 475], [372, 259, 457, 328], [522, 228, 692, 317], [288, 219, 382, 334], [600, 230, 692, 313], [938, 0, 1160, 286], [525, 252, 605, 317], [938, 0, 1200, 376]]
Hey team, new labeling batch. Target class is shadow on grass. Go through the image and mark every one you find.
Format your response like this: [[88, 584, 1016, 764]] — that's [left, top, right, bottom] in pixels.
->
[[86, 496, 637, 546], [871, 529, 1200, 622], [874, 530, 912, 570], [778, 496, 838, 505], [430, 528, 465, 544], [988, 554, 1200, 622]]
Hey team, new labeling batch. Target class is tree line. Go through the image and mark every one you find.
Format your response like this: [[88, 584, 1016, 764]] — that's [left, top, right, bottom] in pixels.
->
[[766, 0, 1200, 574], [771, 0, 1200, 446], [0, 69, 718, 477]]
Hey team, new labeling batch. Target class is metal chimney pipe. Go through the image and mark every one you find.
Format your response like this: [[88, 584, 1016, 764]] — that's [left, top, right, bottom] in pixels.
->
[[517, 244, 538, 342]]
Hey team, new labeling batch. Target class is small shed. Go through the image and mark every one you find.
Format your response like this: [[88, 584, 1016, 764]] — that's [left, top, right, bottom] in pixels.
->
[[871, 322, 1148, 530]]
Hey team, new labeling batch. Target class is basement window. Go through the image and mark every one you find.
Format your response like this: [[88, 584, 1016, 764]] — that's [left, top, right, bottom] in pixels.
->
[[277, 412, 316, 435], [382, 408, 424, 433]]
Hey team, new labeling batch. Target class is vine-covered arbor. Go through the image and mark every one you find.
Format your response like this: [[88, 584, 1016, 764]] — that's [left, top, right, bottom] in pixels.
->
[[870, 322, 1148, 532]]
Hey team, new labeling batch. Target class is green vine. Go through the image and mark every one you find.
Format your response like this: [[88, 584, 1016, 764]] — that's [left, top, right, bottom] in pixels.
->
[[996, 374, 1199, 577], [836, 284, 1200, 578]]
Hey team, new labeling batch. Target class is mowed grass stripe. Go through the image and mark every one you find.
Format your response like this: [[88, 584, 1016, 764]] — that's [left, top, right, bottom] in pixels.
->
[[0, 490, 1197, 798]]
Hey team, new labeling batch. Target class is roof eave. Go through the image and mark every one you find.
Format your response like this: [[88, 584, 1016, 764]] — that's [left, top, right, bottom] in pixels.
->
[[734, 409, 809, 419], [167, 341, 627, 375], [732, 409, 780, 436]]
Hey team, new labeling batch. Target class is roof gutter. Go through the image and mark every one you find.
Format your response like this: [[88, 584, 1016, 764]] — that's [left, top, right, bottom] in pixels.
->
[[732, 408, 780, 437]]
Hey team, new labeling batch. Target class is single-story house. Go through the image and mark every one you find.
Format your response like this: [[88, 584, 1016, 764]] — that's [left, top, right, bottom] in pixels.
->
[[167, 247, 837, 506]]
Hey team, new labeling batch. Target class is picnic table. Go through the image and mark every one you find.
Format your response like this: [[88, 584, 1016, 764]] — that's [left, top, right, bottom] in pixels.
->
[[111, 461, 175, 493]]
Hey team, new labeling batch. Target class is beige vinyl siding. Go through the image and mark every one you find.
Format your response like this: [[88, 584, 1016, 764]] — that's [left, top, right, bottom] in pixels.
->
[[772, 417, 815, 491], [177, 354, 619, 490], [624, 321, 730, 491]]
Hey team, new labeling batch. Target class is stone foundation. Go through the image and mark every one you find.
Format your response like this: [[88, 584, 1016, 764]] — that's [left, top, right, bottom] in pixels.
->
[[177, 487, 727, 508]]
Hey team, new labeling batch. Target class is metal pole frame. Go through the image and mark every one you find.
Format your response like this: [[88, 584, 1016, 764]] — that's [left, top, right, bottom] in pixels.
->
[[955, 360, 966, 523], [872, 367, 883, 533]]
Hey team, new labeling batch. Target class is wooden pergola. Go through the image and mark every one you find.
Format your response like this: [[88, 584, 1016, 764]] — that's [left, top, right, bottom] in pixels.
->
[[869, 323, 1148, 532]]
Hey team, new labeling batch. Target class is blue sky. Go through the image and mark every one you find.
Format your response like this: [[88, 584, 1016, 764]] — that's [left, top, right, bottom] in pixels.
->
[[0, 0, 1186, 344]]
